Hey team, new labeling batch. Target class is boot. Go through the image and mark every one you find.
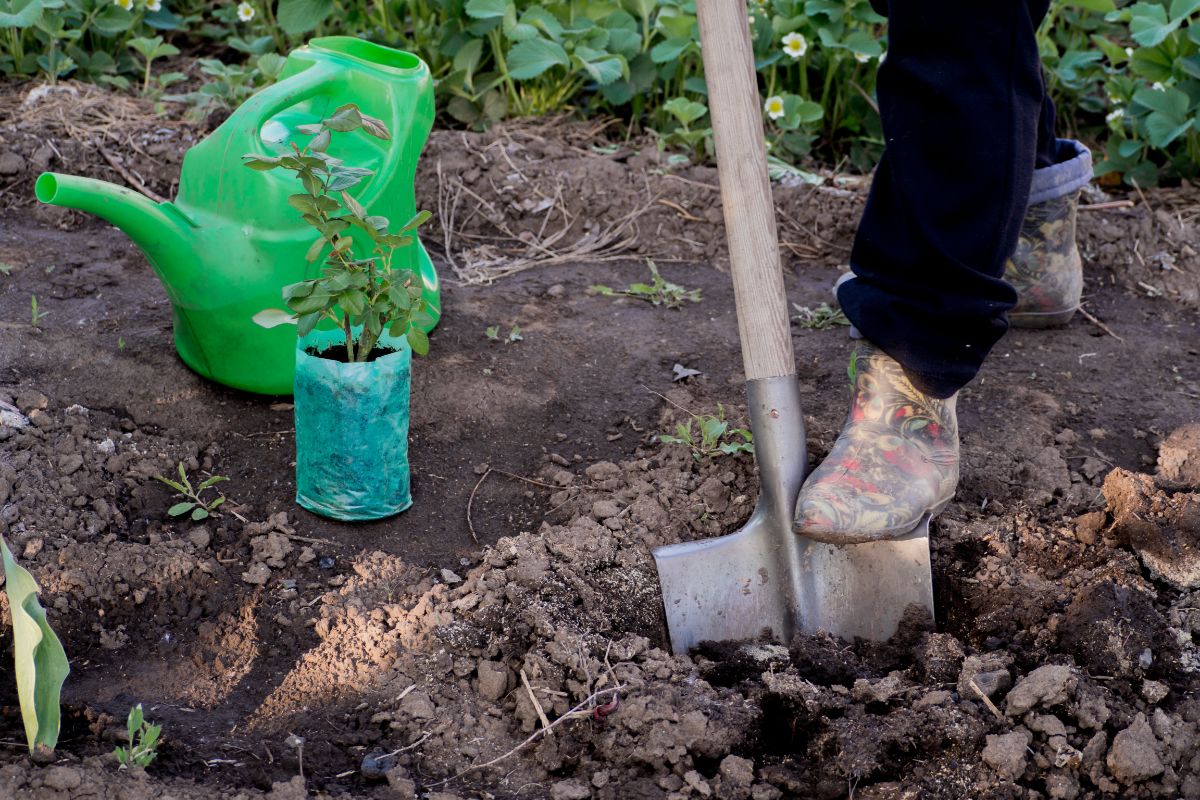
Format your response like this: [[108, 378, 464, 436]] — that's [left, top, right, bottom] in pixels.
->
[[1004, 139, 1092, 328], [794, 344, 959, 543]]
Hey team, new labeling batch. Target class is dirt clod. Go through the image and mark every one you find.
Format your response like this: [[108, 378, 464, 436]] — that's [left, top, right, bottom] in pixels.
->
[[1159, 423, 1200, 488], [1107, 713, 1166, 784], [1104, 467, 1200, 589], [983, 730, 1031, 779], [1005, 665, 1076, 716]]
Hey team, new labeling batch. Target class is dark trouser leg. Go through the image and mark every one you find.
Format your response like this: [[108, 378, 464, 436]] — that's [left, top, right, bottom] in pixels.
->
[[838, 0, 1053, 398]]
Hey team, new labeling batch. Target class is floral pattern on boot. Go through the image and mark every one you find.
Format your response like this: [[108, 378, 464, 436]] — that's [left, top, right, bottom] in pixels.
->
[[1004, 188, 1083, 328], [794, 345, 959, 543]]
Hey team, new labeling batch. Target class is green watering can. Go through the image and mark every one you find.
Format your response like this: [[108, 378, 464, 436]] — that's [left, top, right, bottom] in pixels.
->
[[35, 37, 440, 395]]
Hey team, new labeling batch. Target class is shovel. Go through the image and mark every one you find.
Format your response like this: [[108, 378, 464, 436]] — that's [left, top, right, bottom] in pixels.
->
[[652, 0, 935, 655]]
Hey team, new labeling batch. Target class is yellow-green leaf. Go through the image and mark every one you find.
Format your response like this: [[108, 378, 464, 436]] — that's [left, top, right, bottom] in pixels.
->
[[0, 534, 69, 753]]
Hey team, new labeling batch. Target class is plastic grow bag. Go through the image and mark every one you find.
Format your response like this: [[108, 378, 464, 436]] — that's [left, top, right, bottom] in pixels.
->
[[293, 328, 412, 521]]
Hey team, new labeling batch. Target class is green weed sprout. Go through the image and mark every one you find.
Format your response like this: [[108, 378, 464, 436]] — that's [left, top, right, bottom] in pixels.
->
[[660, 403, 753, 462], [0, 534, 69, 757], [590, 260, 701, 309], [792, 302, 850, 330], [31, 295, 47, 326], [155, 463, 228, 521], [114, 704, 162, 769]]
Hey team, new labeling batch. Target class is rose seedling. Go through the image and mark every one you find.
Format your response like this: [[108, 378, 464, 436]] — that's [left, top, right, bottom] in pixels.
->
[[246, 103, 434, 362]]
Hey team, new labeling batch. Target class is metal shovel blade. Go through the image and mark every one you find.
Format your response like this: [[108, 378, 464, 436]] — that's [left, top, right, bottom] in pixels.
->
[[653, 377, 935, 654]]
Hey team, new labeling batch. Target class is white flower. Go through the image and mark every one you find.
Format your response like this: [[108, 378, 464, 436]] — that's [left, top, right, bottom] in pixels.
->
[[782, 32, 808, 59], [236, 1, 255, 21], [854, 51, 871, 63], [145, 0, 161, 10], [1106, 108, 1124, 123], [764, 95, 785, 121], [1152, 81, 1164, 91], [1124, 47, 1133, 57], [113, 0, 132, 9], [748, 13, 756, 24]]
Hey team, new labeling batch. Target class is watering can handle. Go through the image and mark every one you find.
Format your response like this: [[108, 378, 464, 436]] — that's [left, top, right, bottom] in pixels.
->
[[239, 61, 343, 151], [696, 0, 796, 382]]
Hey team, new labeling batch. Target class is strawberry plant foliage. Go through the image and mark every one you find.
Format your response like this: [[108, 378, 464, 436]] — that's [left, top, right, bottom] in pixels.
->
[[246, 103, 434, 362]]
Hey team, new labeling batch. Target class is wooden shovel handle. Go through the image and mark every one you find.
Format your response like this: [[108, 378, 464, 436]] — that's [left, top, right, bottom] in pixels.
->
[[696, 0, 795, 381]]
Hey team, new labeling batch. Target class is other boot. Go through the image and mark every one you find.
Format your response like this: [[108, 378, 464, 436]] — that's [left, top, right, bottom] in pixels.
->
[[1004, 138, 1092, 328], [794, 344, 959, 543]]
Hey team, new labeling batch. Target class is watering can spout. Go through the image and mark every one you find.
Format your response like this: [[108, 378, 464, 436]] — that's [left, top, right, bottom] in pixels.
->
[[34, 173, 197, 289]]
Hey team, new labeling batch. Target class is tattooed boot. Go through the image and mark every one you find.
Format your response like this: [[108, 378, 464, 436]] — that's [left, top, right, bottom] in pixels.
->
[[1004, 139, 1093, 328], [794, 344, 959, 543]]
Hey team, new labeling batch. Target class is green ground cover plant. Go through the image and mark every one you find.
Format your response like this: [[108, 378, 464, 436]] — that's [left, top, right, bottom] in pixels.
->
[[1, 0, 1197, 181]]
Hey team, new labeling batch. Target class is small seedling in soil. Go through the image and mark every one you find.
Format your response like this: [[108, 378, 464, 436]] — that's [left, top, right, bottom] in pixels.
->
[[30, 295, 47, 326], [485, 324, 523, 343], [0, 262, 12, 275], [114, 704, 161, 769], [590, 260, 701, 309], [117, 337, 126, 351], [792, 302, 849, 330], [155, 462, 228, 521], [660, 403, 753, 461]]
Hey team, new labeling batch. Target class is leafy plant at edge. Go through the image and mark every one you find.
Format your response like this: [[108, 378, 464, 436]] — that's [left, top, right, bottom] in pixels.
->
[[246, 103, 435, 363], [660, 403, 754, 462], [0, 533, 70, 757], [590, 259, 701, 309]]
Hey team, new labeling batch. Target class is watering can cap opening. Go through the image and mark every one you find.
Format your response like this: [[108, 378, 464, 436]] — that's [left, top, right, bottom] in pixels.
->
[[308, 37, 423, 73]]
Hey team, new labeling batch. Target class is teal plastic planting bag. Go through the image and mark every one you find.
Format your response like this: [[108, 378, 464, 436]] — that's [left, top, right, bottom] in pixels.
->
[[294, 329, 413, 521]]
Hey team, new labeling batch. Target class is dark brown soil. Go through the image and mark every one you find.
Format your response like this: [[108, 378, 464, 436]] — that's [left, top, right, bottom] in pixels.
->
[[1, 81, 1199, 800]]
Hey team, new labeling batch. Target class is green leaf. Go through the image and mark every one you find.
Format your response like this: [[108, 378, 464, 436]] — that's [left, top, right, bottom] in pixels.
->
[[1169, 0, 1200, 19], [167, 502, 196, 516], [1128, 2, 1177, 47], [407, 326, 430, 356], [464, 0, 507, 19], [1133, 86, 1190, 116], [1069, 0, 1115, 11], [305, 236, 327, 263], [242, 154, 281, 170], [663, 97, 708, 125], [575, 48, 626, 85], [650, 36, 691, 64], [297, 312, 321, 337], [324, 103, 364, 132], [191, 507, 209, 521], [0, 0, 43, 29], [197, 475, 228, 490], [341, 190, 366, 219], [506, 38, 570, 79], [0, 535, 69, 754], [277, 0, 333, 34]]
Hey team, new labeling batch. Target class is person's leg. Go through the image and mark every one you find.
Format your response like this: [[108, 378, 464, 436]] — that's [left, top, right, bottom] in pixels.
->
[[1006, 90, 1094, 326], [796, 0, 1053, 540], [836, 0, 1052, 399]]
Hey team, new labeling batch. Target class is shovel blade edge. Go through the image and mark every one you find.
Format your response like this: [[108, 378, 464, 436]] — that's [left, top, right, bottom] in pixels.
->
[[652, 513, 798, 655], [795, 521, 935, 641]]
